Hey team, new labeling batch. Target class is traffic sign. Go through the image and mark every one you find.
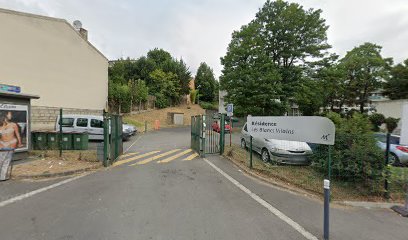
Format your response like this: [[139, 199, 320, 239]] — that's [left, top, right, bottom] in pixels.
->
[[226, 104, 233, 117]]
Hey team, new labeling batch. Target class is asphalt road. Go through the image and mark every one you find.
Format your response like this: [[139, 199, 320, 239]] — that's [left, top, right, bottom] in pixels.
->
[[1, 127, 408, 240]]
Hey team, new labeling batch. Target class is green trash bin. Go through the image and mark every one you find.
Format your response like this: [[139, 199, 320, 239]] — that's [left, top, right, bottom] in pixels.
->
[[73, 132, 89, 150], [61, 133, 73, 150], [32, 131, 48, 150], [47, 131, 60, 150]]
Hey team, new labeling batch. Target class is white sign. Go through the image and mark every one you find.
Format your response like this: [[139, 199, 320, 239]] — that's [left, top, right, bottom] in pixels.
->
[[226, 104, 233, 117], [401, 103, 408, 145], [247, 116, 335, 145]]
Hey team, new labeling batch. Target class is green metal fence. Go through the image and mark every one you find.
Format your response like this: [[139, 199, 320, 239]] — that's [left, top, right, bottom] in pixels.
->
[[191, 114, 225, 157], [103, 111, 123, 167]]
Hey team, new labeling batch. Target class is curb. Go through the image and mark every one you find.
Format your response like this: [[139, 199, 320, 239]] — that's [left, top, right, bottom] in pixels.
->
[[222, 154, 401, 208], [12, 165, 101, 180], [222, 154, 322, 201]]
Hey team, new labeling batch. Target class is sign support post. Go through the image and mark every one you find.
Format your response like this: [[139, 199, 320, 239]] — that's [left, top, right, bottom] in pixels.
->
[[249, 136, 253, 169], [324, 179, 330, 240]]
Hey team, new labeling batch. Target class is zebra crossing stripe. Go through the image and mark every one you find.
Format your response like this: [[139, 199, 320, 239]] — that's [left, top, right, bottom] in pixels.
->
[[157, 149, 192, 163], [113, 151, 160, 166], [130, 149, 181, 166], [183, 152, 199, 161]]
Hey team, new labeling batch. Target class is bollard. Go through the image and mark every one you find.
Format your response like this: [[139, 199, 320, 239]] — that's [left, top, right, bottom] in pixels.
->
[[145, 121, 147, 133], [324, 179, 330, 240]]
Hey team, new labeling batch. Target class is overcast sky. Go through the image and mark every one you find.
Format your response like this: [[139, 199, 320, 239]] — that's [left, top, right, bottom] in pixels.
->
[[1, 0, 408, 77]]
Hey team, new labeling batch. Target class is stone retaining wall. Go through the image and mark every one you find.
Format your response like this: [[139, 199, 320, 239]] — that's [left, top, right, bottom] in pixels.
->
[[31, 106, 102, 130]]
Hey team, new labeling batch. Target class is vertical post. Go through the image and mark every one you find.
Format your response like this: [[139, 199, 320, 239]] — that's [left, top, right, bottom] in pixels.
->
[[145, 121, 147, 133], [220, 114, 225, 155], [384, 132, 391, 199], [202, 115, 206, 157], [249, 136, 253, 169], [229, 118, 232, 147], [323, 179, 330, 240], [103, 110, 109, 167], [59, 108, 63, 157], [328, 145, 332, 180]]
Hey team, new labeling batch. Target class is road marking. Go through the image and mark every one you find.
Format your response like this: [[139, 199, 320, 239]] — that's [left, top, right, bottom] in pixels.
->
[[157, 149, 192, 163], [113, 151, 160, 166], [119, 152, 139, 159], [203, 158, 318, 240], [130, 149, 181, 166], [0, 174, 87, 208], [183, 152, 199, 161], [124, 134, 142, 153]]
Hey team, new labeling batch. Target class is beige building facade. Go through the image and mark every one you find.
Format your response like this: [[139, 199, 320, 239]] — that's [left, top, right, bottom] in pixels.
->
[[0, 8, 108, 130]]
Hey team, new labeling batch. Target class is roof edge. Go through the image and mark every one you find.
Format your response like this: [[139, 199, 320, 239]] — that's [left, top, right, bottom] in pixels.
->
[[0, 7, 108, 61]]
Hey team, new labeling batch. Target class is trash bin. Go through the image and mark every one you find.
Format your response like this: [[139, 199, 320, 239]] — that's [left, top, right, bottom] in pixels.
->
[[73, 132, 89, 150], [0, 148, 14, 181], [32, 131, 48, 150], [61, 133, 73, 150], [47, 131, 60, 150]]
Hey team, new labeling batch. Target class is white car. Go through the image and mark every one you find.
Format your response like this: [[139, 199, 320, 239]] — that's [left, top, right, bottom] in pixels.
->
[[241, 123, 313, 165], [55, 115, 135, 141]]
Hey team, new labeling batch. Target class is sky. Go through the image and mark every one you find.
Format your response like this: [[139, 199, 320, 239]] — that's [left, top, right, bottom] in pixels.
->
[[1, 0, 408, 77]]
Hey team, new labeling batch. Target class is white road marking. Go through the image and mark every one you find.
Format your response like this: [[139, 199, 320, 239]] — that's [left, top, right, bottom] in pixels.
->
[[0, 174, 87, 208], [124, 134, 142, 153], [203, 158, 318, 240]]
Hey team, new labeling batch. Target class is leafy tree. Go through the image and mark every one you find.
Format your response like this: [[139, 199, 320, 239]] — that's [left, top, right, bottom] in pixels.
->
[[340, 43, 391, 113], [108, 80, 131, 113], [220, 0, 330, 116], [195, 62, 217, 102], [294, 78, 324, 115], [384, 59, 408, 100], [149, 69, 180, 108]]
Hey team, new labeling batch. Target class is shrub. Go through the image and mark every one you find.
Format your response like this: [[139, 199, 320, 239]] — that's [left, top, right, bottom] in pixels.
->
[[311, 112, 384, 188], [368, 113, 385, 131], [199, 101, 218, 110], [190, 89, 198, 104]]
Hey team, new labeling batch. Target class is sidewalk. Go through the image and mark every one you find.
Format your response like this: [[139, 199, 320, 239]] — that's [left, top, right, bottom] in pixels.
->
[[206, 154, 408, 240]]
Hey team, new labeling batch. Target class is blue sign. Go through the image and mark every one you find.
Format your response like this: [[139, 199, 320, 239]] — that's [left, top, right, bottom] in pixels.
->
[[0, 84, 21, 93], [226, 104, 233, 116]]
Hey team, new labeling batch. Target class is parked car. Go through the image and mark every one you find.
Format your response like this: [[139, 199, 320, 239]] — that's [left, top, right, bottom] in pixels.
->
[[55, 115, 136, 141], [241, 123, 313, 165], [373, 133, 408, 166], [211, 120, 231, 134]]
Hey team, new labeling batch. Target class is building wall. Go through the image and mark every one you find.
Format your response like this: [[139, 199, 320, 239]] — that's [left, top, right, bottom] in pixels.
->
[[372, 99, 408, 135], [0, 9, 108, 112]]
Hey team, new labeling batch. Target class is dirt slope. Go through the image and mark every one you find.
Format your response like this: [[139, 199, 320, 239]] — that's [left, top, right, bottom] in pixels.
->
[[123, 104, 205, 132]]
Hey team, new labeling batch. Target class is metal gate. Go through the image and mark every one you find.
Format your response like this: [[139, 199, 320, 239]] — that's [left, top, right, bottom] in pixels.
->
[[191, 114, 225, 157], [103, 111, 123, 166]]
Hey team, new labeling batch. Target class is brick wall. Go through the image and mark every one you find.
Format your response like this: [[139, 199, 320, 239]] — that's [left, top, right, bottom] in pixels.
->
[[31, 106, 102, 130]]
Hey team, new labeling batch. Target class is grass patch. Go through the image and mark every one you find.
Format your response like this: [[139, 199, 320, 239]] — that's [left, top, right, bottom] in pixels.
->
[[224, 145, 407, 202]]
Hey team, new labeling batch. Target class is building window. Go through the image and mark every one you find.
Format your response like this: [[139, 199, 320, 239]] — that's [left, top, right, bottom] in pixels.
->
[[91, 119, 103, 128], [59, 118, 74, 127], [76, 118, 88, 127]]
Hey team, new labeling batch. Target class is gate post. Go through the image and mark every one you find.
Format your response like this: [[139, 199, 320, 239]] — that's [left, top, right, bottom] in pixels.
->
[[220, 114, 225, 155], [103, 110, 109, 167], [200, 115, 206, 158]]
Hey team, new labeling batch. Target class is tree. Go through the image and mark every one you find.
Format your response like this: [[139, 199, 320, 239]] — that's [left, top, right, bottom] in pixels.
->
[[294, 78, 324, 115], [195, 62, 217, 102], [149, 69, 180, 108], [220, 0, 330, 116], [340, 43, 391, 113], [384, 59, 408, 100]]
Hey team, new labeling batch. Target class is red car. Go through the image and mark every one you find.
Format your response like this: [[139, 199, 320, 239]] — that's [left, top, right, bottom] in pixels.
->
[[212, 121, 231, 133]]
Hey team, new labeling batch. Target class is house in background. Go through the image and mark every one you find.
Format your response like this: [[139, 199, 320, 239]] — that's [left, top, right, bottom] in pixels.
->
[[0, 8, 108, 130]]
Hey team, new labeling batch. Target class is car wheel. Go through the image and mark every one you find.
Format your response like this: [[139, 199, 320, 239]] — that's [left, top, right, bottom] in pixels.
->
[[261, 148, 270, 163], [389, 153, 400, 166], [241, 139, 247, 149]]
